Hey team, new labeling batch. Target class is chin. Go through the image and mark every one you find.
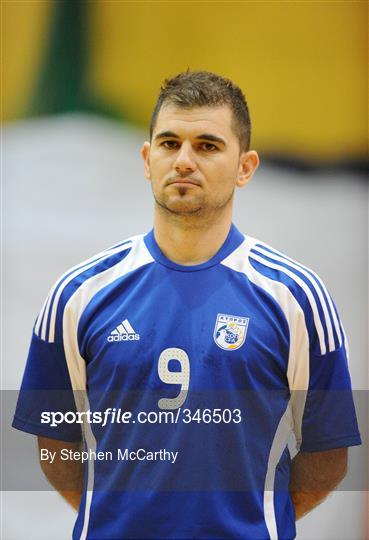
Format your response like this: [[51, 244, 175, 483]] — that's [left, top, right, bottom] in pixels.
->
[[166, 201, 203, 215], [158, 193, 204, 214]]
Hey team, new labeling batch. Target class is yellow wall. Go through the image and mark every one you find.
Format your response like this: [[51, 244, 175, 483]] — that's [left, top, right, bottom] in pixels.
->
[[2, 1, 52, 122], [2, 1, 368, 160]]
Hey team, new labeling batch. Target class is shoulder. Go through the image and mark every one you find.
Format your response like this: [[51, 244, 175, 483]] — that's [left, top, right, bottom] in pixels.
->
[[222, 234, 343, 355], [34, 233, 150, 343], [223, 233, 323, 292], [246, 235, 323, 292]]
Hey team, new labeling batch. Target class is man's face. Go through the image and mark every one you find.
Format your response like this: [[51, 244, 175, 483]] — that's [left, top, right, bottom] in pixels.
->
[[142, 104, 255, 218]]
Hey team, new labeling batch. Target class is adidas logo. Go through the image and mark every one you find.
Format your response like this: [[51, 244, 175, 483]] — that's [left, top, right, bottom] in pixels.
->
[[107, 319, 140, 342]]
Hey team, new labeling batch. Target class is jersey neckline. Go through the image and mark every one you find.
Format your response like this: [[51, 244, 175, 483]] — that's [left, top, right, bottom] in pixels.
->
[[143, 223, 245, 272]]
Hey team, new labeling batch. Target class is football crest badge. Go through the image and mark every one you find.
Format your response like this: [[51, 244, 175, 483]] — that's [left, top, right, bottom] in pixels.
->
[[214, 313, 249, 351]]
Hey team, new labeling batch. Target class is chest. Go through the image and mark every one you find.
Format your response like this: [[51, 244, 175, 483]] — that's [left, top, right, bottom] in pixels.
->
[[79, 265, 290, 393]]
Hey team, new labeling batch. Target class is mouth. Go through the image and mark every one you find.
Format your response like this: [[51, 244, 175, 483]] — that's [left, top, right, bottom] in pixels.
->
[[167, 178, 201, 187]]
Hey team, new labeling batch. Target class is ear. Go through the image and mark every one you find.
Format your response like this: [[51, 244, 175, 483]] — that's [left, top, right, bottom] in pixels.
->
[[141, 142, 151, 180], [236, 150, 260, 188]]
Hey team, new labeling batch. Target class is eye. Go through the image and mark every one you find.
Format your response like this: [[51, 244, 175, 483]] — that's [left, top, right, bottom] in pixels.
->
[[200, 142, 217, 152], [161, 140, 179, 149]]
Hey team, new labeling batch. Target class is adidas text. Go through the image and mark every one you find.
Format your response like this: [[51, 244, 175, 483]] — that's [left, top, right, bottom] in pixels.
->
[[107, 334, 140, 342], [107, 319, 140, 342]]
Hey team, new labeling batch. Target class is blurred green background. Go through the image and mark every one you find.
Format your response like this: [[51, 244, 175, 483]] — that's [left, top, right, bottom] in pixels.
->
[[2, 0, 368, 167]]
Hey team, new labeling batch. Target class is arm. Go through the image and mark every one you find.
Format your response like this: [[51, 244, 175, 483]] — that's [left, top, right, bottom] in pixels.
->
[[289, 447, 348, 520], [38, 436, 84, 511]]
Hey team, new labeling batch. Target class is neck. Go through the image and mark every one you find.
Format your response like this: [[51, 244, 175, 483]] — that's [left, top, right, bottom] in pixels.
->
[[153, 204, 233, 266]]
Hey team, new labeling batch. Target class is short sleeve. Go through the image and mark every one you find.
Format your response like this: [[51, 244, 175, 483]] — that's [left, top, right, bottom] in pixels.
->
[[12, 319, 83, 442], [246, 238, 362, 453], [299, 335, 362, 452]]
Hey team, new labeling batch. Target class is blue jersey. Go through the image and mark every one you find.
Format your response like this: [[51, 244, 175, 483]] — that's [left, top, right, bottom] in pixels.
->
[[13, 223, 361, 540]]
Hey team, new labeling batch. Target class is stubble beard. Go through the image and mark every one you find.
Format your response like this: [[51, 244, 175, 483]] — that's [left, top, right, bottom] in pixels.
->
[[153, 184, 234, 226]]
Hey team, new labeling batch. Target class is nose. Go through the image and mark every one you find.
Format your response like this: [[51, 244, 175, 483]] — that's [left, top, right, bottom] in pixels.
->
[[173, 142, 197, 174]]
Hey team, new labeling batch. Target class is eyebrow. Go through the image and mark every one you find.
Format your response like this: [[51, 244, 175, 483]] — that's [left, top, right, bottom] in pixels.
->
[[154, 131, 226, 146]]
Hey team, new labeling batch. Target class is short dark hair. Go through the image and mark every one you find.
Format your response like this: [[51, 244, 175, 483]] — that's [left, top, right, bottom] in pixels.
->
[[150, 70, 251, 152]]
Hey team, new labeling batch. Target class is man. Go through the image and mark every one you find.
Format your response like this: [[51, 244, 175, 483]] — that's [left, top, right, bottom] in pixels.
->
[[13, 71, 361, 540]]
